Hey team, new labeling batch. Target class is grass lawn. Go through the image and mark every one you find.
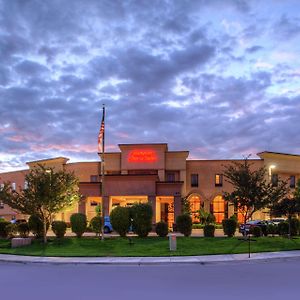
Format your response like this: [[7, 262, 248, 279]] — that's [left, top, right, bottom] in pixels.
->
[[1, 236, 300, 257]]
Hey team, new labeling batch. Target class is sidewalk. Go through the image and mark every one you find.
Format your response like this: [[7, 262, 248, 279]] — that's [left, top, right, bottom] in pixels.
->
[[1, 250, 300, 265]]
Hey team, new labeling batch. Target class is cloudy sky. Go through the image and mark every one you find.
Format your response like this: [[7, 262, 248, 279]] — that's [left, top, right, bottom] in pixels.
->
[[1, 0, 300, 172]]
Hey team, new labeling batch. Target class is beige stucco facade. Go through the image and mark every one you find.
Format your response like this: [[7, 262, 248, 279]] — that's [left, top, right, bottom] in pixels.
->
[[1, 144, 300, 226]]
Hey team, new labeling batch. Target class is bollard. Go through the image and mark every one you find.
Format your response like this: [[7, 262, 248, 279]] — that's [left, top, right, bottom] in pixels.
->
[[169, 233, 177, 251]]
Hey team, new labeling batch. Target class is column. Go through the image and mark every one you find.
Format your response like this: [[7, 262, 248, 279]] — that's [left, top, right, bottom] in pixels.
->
[[102, 196, 110, 216], [174, 195, 182, 222], [78, 196, 86, 215], [148, 195, 156, 225]]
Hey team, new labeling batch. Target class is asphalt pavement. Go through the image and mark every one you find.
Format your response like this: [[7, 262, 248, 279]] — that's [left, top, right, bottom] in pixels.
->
[[1, 258, 300, 299]]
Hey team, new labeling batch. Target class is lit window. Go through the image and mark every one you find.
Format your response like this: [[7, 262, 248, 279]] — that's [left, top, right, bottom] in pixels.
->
[[90, 175, 98, 182], [271, 174, 278, 187], [0, 201, 4, 209], [290, 176, 296, 189], [212, 196, 227, 223], [215, 174, 223, 187], [11, 182, 16, 191], [189, 195, 203, 223], [191, 174, 198, 187]]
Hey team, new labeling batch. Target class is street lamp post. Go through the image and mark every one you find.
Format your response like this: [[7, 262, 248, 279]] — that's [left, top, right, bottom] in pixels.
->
[[45, 169, 52, 244]]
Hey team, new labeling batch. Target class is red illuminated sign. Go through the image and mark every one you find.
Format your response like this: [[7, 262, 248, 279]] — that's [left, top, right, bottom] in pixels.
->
[[128, 150, 158, 162]]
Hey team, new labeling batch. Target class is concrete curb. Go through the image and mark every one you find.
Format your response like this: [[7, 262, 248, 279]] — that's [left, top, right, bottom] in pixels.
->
[[1, 250, 300, 265]]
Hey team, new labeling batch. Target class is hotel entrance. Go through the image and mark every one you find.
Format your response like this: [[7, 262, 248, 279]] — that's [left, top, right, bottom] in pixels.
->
[[110, 196, 148, 211], [156, 196, 174, 229]]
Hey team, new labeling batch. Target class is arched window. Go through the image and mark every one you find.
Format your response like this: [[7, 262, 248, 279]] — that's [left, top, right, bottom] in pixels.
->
[[188, 194, 203, 223], [212, 196, 227, 223]]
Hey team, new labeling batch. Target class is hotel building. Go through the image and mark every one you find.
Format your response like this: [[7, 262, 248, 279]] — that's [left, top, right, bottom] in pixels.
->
[[1, 143, 300, 227]]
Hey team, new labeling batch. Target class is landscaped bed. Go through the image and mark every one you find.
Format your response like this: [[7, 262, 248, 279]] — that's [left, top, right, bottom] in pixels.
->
[[1, 236, 300, 257]]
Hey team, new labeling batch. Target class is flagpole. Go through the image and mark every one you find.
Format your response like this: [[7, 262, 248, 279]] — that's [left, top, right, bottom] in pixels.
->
[[100, 104, 105, 241]]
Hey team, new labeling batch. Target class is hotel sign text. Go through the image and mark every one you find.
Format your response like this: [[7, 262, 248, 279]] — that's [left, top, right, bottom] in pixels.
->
[[128, 150, 158, 162]]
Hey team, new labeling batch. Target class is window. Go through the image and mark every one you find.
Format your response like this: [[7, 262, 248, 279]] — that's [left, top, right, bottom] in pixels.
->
[[271, 174, 278, 187], [290, 176, 296, 188], [191, 174, 198, 187], [215, 174, 223, 187], [90, 175, 98, 182], [90, 201, 99, 206], [24, 181, 28, 190], [0, 183, 4, 191], [0, 201, 4, 209], [166, 172, 175, 182], [211, 196, 227, 223], [11, 182, 16, 191], [188, 195, 203, 222]]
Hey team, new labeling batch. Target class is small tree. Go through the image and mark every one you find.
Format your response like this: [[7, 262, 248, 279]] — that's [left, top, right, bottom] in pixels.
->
[[176, 214, 192, 237], [0, 165, 80, 243], [90, 216, 102, 237], [223, 158, 288, 225], [222, 218, 237, 237], [155, 221, 169, 237], [28, 214, 46, 238], [197, 208, 215, 225], [52, 221, 67, 239], [269, 192, 300, 239], [18, 222, 30, 238], [110, 206, 130, 237], [181, 196, 191, 215], [70, 213, 87, 238], [131, 203, 153, 238]]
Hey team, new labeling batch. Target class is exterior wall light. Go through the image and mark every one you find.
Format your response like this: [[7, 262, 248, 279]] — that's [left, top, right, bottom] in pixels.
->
[[268, 165, 276, 181]]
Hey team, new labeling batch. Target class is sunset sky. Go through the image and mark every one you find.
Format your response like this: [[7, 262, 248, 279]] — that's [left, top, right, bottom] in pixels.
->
[[1, 0, 300, 172]]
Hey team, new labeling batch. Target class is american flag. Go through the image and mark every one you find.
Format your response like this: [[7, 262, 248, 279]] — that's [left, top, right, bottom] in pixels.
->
[[98, 106, 105, 154]]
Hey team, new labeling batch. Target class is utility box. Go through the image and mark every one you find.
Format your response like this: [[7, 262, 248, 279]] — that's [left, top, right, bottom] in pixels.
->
[[169, 233, 177, 251]]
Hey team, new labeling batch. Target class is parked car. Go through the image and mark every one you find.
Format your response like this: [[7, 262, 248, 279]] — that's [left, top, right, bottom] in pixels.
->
[[103, 216, 113, 233], [269, 218, 286, 225], [239, 220, 268, 235], [103, 216, 134, 233]]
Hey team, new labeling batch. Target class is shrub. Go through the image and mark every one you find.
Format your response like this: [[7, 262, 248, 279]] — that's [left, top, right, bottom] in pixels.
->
[[70, 213, 87, 238], [176, 214, 192, 237], [192, 224, 202, 229], [155, 221, 168, 237], [131, 203, 153, 238], [5, 223, 18, 239], [0, 220, 10, 238], [230, 214, 238, 222], [52, 221, 67, 238], [267, 224, 278, 236], [18, 222, 30, 238], [260, 224, 268, 236], [90, 216, 102, 236], [278, 222, 289, 236], [199, 209, 215, 225], [28, 215, 44, 238], [290, 218, 300, 236], [110, 206, 130, 237], [204, 224, 215, 237], [251, 226, 262, 237], [222, 218, 237, 237]]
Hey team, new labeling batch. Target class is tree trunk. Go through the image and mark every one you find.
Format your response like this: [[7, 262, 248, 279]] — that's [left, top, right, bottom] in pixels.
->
[[43, 215, 47, 244], [288, 215, 291, 240]]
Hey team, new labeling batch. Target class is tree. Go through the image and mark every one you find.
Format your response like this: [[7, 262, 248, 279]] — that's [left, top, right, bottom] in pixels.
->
[[0, 164, 80, 243], [197, 208, 215, 225], [223, 158, 288, 225], [269, 179, 300, 238], [181, 196, 191, 215]]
